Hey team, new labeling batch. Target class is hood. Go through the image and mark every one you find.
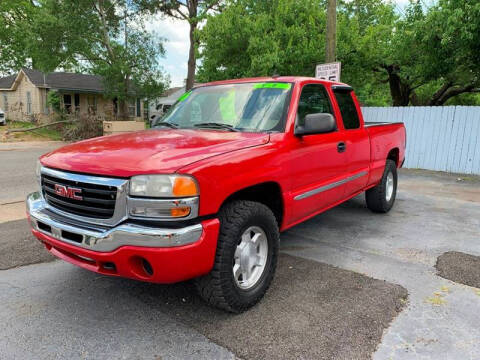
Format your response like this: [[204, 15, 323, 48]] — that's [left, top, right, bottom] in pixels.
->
[[40, 129, 270, 177]]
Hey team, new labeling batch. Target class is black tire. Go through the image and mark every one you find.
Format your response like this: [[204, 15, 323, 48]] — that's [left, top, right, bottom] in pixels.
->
[[195, 200, 279, 313], [366, 159, 398, 213]]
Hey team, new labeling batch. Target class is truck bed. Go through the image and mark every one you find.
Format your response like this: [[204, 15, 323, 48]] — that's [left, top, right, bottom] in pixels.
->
[[365, 122, 406, 186]]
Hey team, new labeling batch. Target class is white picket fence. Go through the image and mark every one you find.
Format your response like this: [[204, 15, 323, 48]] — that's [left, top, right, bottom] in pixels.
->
[[361, 106, 480, 175]]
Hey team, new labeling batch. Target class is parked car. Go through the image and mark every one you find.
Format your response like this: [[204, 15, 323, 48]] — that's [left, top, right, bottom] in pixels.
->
[[27, 77, 406, 312], [0, 108, 6, 125], [149, 103, 171, 127]]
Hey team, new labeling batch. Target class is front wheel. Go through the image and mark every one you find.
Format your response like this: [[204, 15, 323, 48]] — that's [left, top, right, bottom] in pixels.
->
[[366, 159, 398, 213], [195, 200, 279, 313]]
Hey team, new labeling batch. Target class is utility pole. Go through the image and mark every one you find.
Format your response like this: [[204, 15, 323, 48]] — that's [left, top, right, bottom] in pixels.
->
[[325, 0, 336, 63]]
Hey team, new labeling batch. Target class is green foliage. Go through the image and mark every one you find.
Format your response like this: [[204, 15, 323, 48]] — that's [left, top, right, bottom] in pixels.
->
[[0, 0, 37, 73], [2, 0, 479, 106], [46, 91, 61, 113], [198, 0, 399, 105], [198, 0, 480, 106], [198, 0, 329, 81]]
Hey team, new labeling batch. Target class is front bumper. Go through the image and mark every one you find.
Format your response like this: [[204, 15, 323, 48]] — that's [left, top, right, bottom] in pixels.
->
[[27, 192, 220, 283]]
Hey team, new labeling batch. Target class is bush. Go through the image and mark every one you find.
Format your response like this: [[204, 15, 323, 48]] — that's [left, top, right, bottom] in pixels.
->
[[47, 91, 62, 113], [62, 114, 103, 141]]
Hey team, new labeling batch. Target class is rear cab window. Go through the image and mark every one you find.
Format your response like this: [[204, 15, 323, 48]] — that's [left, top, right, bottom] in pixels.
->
[[333, 90, 360, 130]]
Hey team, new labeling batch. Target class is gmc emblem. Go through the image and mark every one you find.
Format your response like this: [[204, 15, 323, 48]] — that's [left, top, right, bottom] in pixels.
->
[[54, 184, 83, 201]]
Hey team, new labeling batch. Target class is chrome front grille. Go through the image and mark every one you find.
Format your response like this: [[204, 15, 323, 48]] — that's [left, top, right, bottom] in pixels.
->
[[42, 174, 117, 219], [39, 167, 129, 226]]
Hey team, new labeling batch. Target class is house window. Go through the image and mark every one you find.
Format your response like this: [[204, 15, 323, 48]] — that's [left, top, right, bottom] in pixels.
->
[[128, 99, 136, 117], [87, 95, 97, 114], [26, 91, 32, 115], [2, 93, 7, 112], [63, 94, 72, 113], [136, 98, 141, 117]]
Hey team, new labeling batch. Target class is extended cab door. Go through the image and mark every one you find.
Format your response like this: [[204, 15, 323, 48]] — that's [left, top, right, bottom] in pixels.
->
[[331, 87, 370, 196], [288, 83, 349, 223]]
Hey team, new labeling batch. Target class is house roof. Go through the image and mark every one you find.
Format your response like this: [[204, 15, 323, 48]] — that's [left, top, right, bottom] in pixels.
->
[[0, 74, 16, 89], [0, 68, 105, 93], [23, 68, 104, 92]]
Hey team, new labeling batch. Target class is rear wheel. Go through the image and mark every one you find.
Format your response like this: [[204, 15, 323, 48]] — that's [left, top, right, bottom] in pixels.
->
[[195, 200, 279, 313], [366, 159, 398, 213]]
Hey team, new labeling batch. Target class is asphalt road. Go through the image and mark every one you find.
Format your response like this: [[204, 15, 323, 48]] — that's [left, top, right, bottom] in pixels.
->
[[1, 142, 480, 359], [0, 141, 62, 203]]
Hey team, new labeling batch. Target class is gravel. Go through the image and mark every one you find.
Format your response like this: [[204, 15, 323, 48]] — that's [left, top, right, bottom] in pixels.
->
[[436, 251, 480, 288]]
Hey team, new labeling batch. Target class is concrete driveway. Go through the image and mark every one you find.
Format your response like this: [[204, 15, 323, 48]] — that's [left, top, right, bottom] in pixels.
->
[[1, 142, 479, 359]]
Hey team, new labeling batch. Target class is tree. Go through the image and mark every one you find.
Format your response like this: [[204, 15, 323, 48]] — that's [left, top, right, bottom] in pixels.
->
[[139, 0, 223, 90], [0, 0, 169, 118], [371, 0, 480, 106], [197, 0, 395, 105], [198, 0, 480, 106], [0, 0, 37, 73], [198, 0, 329, 81], [37, 0, 169, 118]]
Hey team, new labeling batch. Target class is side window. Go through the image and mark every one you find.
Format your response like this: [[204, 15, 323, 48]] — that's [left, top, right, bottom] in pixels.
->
[[297, 84, 333, 127], [333, 90, 360, 129], [26, 91, 32, 115]]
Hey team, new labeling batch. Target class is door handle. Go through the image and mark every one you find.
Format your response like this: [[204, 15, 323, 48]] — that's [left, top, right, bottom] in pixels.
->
[[337, 142, 346, 153]]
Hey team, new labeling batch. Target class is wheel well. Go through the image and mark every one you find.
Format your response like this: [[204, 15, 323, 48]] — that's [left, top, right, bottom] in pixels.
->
[[387, 148, 399, 167], [222, 182, 284, 227]]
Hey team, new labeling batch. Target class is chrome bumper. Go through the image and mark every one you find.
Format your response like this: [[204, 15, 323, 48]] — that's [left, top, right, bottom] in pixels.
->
[[27, 192, 203, 252]]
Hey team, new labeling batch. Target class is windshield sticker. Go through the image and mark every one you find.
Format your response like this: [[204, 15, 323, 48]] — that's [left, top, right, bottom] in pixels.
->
[[178, 91, 192, 102], [219, 90, 236, 123], [253, 83, 291, 90]]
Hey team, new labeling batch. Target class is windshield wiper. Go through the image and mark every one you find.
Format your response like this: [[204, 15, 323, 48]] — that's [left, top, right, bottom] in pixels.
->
[[194, 122, 239, 132], [155, 122, 179, 129]]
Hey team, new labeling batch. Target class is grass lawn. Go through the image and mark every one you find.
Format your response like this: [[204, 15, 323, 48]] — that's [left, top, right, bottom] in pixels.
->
[[1, 120, 63, 142]]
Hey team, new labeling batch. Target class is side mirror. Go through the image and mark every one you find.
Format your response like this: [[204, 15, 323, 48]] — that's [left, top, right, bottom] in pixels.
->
[[295, 113, 336, 136]]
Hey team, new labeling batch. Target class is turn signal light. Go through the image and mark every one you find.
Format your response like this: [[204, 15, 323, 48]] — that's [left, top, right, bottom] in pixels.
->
[[172, 177, 198, 197]]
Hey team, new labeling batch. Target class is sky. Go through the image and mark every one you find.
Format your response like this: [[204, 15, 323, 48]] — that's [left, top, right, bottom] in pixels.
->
[[147, 0, 417, 88]]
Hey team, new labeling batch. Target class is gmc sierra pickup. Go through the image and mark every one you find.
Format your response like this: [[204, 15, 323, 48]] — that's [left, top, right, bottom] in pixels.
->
[[27, 77, 406, 312]]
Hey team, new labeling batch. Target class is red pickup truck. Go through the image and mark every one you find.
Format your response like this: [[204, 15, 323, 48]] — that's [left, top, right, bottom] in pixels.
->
[[27, 77, 405, 312]]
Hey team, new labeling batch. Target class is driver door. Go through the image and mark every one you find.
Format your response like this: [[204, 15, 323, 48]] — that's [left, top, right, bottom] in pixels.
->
[[288, 83, 349, 223]]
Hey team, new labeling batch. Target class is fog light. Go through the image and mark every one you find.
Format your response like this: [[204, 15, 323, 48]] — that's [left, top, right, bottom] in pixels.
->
[[170, 206, 191, 217], [130, 206, 191, 218]]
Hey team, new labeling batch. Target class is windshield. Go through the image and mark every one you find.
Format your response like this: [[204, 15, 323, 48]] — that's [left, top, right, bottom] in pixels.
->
[[154, 82, 292, 132]]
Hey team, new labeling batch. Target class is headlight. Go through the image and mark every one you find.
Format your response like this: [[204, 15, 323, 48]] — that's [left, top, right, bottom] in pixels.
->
[[129, 175, 199, 198], [128, 175, 199, 220]]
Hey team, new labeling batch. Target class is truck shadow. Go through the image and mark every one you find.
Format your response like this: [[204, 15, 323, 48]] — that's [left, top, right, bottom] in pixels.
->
[[44, 251, 407, 360]]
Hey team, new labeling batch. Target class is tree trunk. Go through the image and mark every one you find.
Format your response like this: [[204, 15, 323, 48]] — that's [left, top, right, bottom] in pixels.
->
[[186, 22, 196, 91], [385, 66, 411, 106], [430, 84, 479, 106]]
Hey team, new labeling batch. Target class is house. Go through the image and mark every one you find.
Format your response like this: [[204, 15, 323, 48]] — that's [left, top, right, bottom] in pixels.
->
[[0, 68, 144, 122]]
